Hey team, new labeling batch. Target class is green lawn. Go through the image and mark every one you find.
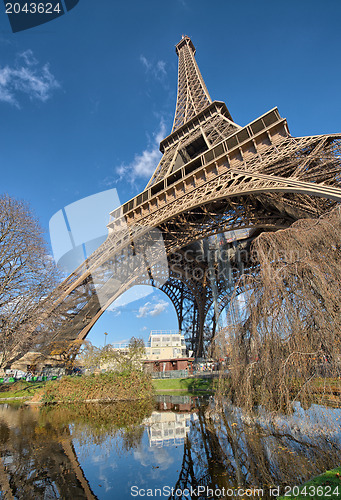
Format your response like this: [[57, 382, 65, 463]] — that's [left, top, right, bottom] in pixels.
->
[[0, 380, 47, 400], [278, 467, 341, 500], [313, 378, 341, 388], [152, 377, 213, 393]]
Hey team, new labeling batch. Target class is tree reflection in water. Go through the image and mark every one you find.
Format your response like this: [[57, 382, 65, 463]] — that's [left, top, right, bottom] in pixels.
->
[[0, 398, 340, 499], [0, 400, 154, 499], [171, 398, 341, 499]]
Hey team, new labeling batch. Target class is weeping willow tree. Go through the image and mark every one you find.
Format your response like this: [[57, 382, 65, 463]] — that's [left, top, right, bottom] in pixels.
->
[[225, 206, 341, 412]]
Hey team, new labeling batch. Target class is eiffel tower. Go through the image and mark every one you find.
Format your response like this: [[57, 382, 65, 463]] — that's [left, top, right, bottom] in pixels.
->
[[10, 36, 341, 368]]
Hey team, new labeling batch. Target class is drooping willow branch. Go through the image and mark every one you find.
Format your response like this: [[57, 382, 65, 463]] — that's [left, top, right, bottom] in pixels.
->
[[218, 207, 341, 411]]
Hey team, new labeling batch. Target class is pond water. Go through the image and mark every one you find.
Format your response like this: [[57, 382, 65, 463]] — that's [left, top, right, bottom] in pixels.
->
[[0, 395, 340, 499]]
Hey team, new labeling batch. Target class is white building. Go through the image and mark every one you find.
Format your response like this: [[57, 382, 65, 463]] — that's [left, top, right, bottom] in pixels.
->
[[145, 330, 187, 360]]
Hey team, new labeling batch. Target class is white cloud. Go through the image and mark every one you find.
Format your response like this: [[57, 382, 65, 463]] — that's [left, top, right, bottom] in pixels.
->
[[136, 302, 151, 318], [19, 49, 38, 66], [133, 445, 174, 470], [140, 55, 167, 80], [137, 299, 169, 318], [140, 55, 150, 70], [156, 60, 166, 76], [116, 146, 160, 179], [116, 119, 166, 183], [0, 50, 60, 108]]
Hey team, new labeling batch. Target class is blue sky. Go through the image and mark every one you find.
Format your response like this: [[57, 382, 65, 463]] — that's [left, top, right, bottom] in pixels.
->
[[1, 0, 341, 346]]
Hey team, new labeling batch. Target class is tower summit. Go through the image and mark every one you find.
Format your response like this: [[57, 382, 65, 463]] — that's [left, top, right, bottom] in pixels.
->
[[146, 36, 239, 188], [172, 35, 212, 131]]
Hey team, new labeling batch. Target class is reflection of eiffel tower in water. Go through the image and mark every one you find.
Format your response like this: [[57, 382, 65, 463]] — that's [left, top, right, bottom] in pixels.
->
[[11, 35, 341, 368], [0, 405, 98, 499], [168, 398, 341, 499]]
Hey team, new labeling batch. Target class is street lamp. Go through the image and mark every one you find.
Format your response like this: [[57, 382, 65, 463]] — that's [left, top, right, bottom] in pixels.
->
[[104, 332, 108, 346]]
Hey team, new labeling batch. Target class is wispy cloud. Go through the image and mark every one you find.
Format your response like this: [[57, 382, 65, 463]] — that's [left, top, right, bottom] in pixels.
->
[[177, 0, 189, 8], [137, 299, 169, 318], [115, 119, 166, 184], [140, 55, 167, 81], [134, 445, 174, 470], [19, 49, 38, 66], [0, 50, 60, 108]]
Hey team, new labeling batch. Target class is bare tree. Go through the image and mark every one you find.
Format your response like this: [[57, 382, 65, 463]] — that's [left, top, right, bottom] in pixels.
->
[[72, 340, 102, 370], [48, 339, 84, 371], [101, 337, 146, 372], [77, 337, 146, 373], [0, 194, 60, 369]]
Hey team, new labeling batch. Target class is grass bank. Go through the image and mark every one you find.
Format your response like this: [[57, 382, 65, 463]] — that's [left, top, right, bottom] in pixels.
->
[[0, 375, 211, 402], [278, 467, 341, 500], [0, 380, 46, 400], [152, 377, 214, 394], [311, 378, 341, 406], [31, 370, 153, 404], [1, 376, 338, 403]]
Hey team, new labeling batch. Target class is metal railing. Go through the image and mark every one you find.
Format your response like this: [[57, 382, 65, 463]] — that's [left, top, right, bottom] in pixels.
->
[[151, 369, 189, 379], [149, 330, 181, 335]]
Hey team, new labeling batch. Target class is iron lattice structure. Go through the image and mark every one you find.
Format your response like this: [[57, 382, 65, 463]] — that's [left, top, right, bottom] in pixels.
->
[[171, 36, 212, 133], [9, 35, 341, 367]]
